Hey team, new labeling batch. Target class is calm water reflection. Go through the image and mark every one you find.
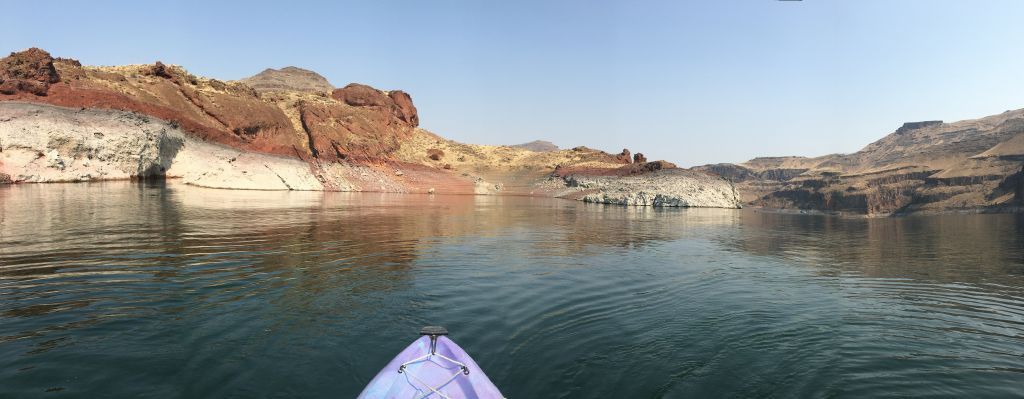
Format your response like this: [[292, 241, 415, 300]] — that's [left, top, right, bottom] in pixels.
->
[[1, 181, 1023, 398]]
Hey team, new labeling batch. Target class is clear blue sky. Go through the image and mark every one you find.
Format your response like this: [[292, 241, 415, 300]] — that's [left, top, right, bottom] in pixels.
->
[[4, 1, 1023, 166]]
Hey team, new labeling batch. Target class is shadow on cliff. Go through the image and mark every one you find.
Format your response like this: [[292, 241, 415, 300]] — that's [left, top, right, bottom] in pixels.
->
[[139, 131, 184, 180]]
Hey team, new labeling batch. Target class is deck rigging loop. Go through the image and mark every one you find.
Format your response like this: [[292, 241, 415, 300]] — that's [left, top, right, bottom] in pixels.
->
[[396, 326, 471, 398]]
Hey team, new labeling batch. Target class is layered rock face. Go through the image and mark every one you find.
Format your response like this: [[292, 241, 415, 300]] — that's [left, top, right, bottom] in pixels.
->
[[696, 112, 1024, 215], [0, 49, 428, 164], [0, 102, 360, 190], [0, 48, 741, 209], [297, 84, 420, 163]]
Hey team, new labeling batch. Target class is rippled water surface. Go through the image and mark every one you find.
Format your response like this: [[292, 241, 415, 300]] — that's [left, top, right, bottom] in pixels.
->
[[2, 182, 1024, 398]]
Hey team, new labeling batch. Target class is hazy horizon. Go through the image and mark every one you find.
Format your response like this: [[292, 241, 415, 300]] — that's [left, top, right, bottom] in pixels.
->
[[5, 0, 1023, 166]]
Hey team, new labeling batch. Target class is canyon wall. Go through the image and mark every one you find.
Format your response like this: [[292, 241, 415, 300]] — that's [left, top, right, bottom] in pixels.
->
[[0, 48, 741, 209], [696, 112, 1024, 216]]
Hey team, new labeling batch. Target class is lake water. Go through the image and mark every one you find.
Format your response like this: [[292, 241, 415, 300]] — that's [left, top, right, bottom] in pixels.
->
[[1, 181, 1023, 398]]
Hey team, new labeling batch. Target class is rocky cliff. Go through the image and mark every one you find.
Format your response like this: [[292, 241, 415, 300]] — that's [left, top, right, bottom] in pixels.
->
[[696, 112, 1024, 216], [0, 48, 740, 209]]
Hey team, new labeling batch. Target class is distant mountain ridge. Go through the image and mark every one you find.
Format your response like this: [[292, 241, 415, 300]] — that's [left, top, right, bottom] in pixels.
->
[[695, 110, 1024, 215]]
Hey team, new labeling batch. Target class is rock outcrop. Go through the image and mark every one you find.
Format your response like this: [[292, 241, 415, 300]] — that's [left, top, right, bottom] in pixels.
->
[[144, 61, 175, 79], [296, 99, 412, 162], [0, 48, 59, 96], [560, 169, 740, 208], [387, 90, 419, 127], [630, 160, 674, 174], [615, 148, 632, 163], [896, 120, 943, 135], [331, 83, 419, 127]]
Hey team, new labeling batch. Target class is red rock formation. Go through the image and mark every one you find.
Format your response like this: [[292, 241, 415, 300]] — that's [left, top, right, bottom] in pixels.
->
[[333, 83, 389, 107], [0, 52, 426, 165], [54, 57, 81, 67], [332, 83, 420, 127], [633, 153, 647, 164], [388, 90, 419, 126], [38, 70, 300, 157], [633, 160, 674, 173], [0, 48, 59, 96], [297, 99, 416, 163], [615, 148, 632, 164], [144, 61, 175, 79]]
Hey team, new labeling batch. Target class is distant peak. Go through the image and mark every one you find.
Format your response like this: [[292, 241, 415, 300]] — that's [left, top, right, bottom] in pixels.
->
[[279, 66, 315, 73], [238, 66, 335, 94], [511, 140, 559, 152]]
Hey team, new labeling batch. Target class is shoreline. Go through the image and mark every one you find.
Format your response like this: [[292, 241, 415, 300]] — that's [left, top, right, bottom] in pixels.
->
[[746, 204, 1024, 218], [0, 102, 744, 209], [4, 178, 1020, 218]]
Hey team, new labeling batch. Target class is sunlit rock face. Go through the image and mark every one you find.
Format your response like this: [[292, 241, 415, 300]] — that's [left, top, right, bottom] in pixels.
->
[[0, 48, 743, 208]]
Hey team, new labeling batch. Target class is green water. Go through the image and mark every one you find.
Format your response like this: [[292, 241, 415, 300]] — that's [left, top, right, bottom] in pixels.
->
[[1, 181, 1023, 398]]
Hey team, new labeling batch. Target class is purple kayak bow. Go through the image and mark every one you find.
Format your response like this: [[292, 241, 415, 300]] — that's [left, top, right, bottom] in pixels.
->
[[357, 326, 505, 399]]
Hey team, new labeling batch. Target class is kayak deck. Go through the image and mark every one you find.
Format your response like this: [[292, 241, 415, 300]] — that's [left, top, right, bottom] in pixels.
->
[[357, 327, 504, 399]]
